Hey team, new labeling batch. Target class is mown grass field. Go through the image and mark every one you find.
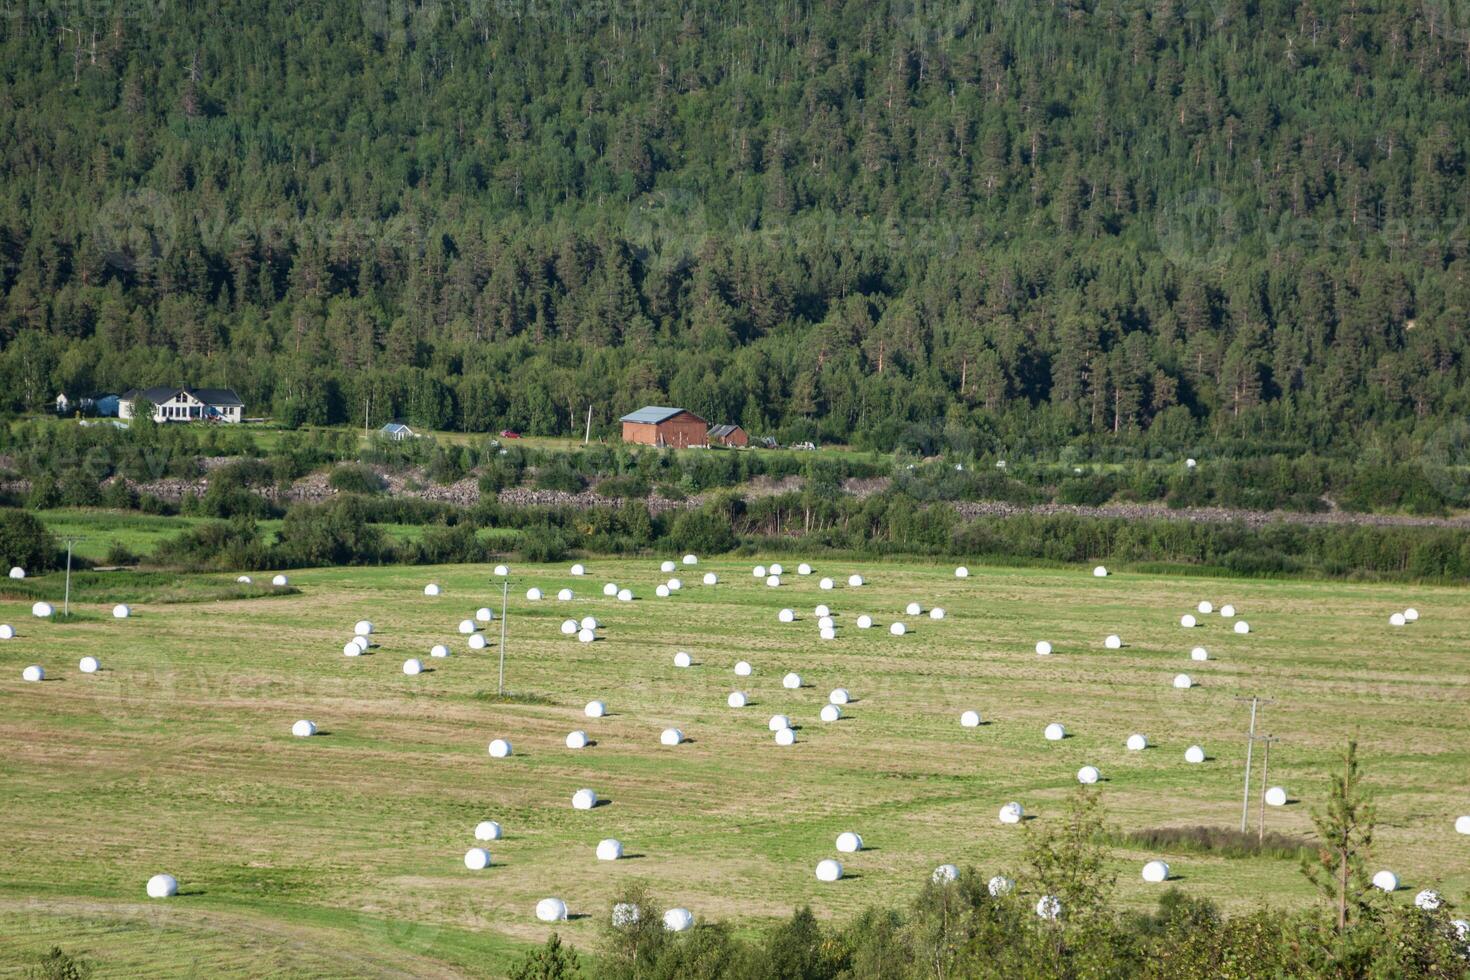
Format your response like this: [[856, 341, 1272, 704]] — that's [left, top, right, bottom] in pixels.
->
[[1, 558, 1467, 977]]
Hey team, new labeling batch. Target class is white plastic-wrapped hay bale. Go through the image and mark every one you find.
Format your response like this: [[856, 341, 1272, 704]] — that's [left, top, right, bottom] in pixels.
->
[[1077, 765, 1100, 785], [819, 577, 835, 591], [617, 588, 634, 602], [1093, 565, 1108, 578], [1141, 860, 1170, 883], [890, 622, 907, 636], [829, 688, 851, 705], [768, 713, 792, 732], [777, 608, 795, 623], [663, 908, 694, 932], [1220, 604, 1236, 618], [1173, 673, 1194, 689], [536, 898, 567, 922], [146, 874, 178, 898], [526, 587, 544, 602], [999, 801, 1025, 825], [0, 624, 13, 640], [955, 566, 970, 578], [477, 607, 494, 623], [237, 575, 253, 584], [660, 728, 684, 746], [932, 864, 960, 884], [683, 554, 698, 566], [292, 719, 317, 738], [343, 641, 362, 657], [1372, 870, 1399, 892], [597, 838, 624, 861], [578, 628, 595, 643], [798, 563, 813, 575], [1233, 620, 1250, 634], [570, 563, 586, 576], [603, 582, 619, 597], [753, 565, 767, 578], [565, 730, 589, 749], [468, 634, 488, 649], [848, 574, 864, 587], [661, 560, 677, 573], [820, 704, 842, 722], [857, 615, 874, 629], [79, 656, 99, 674], [1197, 601, 1213, 614], [819, 626, 836, 641], [557, 588, 573, 601], [488, 739, 513, 758], [1415, 889, 1442, 911], [1034, 640, 1053, 656], [702, 572, 718, 585], [818, 615, 835, 630], [580, 616, 599, 631], [1184, 744, 1206, 764], [1456, 815, 1470, 835], [585, 700, 607, 718], [402, 658, 424, 675], [464, 847, 492, 870], [1404, 607, 1419, 622], [1191, 646, 1209, 661], [988, 876, 1014, 896], [354, 620, 374, 636], [1186, 458, 1197, 468], [1180, 614, 1197, 628], [32, 601, 53, 619], [8, 566, 25, 579], [674, 651, 692, 668], [835, 832, 863, 853], [424, 583, 441, 596], [734, 661, 752, 677], [667, 578, 683, 592], [960, 710, 983, 728], [1389, 612, 1405, 627], [905, 601, 922, 616], [112, 604, 131, 619], [783, 672, 802, 689], [1126, 733, 1149, 751], [459, 619, 477, 635], [727, 691, 748, 708], [774, 727, 797, 746], [475, 820, 503, 841], [765, 575, 781, 588], [1044, 723, 1066, 741], [815, 858, 843, 882], [1104, 634, 1122, 649], [560, 619, 578, 636], [352, 635, 370, 652], [22, 665, 44, 682], [272, 574, 289, 587], [929, 607, 946, 620], [571, 788, 598, 810], [656, 584, 671, 598], [1265, 786, 1288, 807], [1036, 896, 1062, 920], [770, 563, 784, 576]]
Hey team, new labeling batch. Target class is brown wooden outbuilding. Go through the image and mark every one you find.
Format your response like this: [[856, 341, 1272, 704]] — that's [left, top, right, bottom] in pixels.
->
[[620, 406, 709, 448], [709, 423, 749, 447]]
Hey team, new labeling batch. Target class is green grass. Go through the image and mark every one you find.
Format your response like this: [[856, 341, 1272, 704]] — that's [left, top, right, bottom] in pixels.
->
[[1, 558, 1467, 977]]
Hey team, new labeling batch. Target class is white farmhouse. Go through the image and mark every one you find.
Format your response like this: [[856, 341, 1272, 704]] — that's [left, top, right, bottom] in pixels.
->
[[118, 386, 245, 423]]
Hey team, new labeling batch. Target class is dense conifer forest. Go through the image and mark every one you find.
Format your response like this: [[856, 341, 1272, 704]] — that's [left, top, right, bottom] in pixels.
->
[[2, 0, 1468, 454]]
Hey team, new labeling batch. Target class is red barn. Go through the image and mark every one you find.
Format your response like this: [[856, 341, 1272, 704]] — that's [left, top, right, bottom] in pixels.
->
[[620, 406, 708, 448], [709, 424, 749, 447]]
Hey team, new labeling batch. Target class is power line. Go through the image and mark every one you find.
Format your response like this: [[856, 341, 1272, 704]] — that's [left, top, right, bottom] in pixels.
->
[[1235, 696, 1275, 833]]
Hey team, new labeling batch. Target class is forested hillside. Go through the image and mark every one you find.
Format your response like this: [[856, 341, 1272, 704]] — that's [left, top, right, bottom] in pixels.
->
[[2, 0, 1468, 453]]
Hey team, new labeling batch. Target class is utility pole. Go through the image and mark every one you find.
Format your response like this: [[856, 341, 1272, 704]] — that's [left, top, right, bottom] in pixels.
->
[[1257, 734, 1279, 844], [1235, 696, 1275, 833], [64, 539, 75, 617], [583, 405, 593, 445], [497, 579, 509, 695]]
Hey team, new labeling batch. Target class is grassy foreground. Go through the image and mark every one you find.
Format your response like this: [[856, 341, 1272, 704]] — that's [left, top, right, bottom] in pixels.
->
[[1, 559, 1467, 977]]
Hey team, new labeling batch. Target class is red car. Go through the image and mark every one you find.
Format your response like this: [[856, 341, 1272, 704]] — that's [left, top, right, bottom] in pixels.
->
[[499, 429, 521, 439]]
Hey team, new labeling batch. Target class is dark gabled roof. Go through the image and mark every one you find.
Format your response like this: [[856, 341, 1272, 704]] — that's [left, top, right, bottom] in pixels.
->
[[381, 421, 413, 433], [119, 386, 243, 407], [619, 406, 706, 425], [709, 424, 744, 438]]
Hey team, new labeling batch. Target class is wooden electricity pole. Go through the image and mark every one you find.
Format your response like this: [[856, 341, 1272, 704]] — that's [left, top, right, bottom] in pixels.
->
[[62, 537, 86, 617], [497, 579, 509, 695], [584, 404, 593, 445], [1257, 734, 1279, 844], [1235, 696, 1275, 833]]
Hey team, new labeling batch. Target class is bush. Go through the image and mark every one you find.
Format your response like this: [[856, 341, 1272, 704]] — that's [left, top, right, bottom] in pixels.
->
[[25, 946, 92, 980], [519, 526, 570, 563], [668, 508, 735, 554], [328, 464, 386, 495], [0, 509, 58, 571], [534, 461, 586, 493]]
